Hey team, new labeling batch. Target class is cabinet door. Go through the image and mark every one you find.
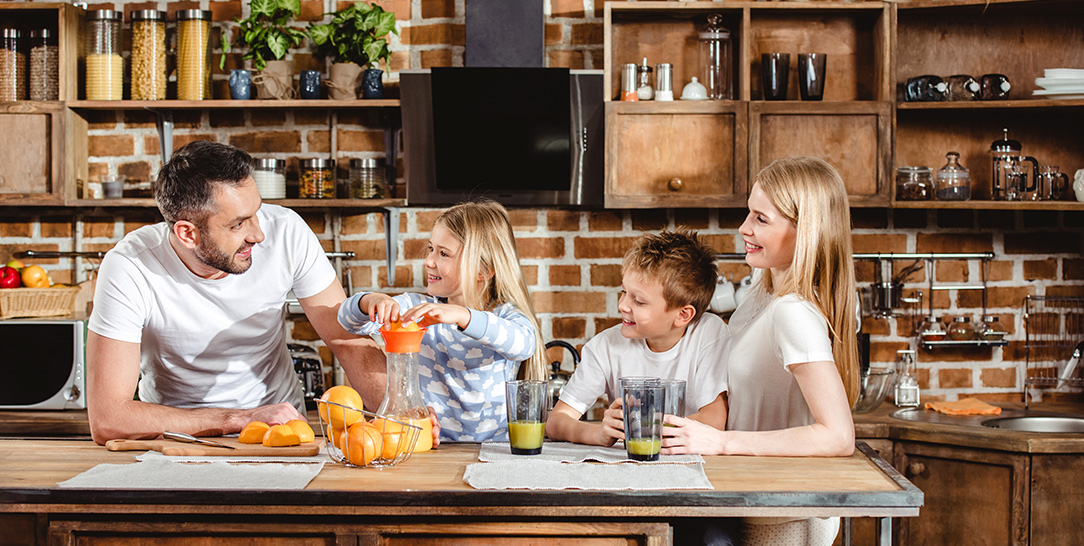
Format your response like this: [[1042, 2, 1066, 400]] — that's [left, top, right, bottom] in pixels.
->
[[605, 101, 748, 209], [1030, 454, 1084, 546], [0, 103, 87, 205], [894, 441, 1029, 546]]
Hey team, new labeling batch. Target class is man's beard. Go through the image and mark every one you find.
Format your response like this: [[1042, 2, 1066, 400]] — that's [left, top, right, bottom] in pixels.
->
[[194, 236, 253, 275]]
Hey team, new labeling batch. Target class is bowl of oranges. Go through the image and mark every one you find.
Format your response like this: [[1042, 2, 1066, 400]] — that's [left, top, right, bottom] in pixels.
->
[[315, 385, 422, 468]]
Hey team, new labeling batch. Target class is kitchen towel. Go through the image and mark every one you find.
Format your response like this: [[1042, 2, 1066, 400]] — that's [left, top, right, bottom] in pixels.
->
[[58, 457, 323, 490], [478, 441, 703, 464], [924, 397, 1002, 416], [464, 459, 713, 490]]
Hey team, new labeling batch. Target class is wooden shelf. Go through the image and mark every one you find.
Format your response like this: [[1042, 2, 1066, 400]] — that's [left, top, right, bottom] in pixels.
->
[[891, 200, 1084, 210], [67, 99, 400, 110], [68, 198, 406, 209], [898, 99, 1084, 110]]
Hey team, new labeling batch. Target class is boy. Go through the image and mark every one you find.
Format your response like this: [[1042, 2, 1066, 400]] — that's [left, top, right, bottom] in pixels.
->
[[546, 230, 730, 446]]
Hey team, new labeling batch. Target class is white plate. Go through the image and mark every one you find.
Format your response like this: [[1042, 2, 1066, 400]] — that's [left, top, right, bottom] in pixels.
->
[[1035, 76, 1084, 90], [1032, 90, 1084, 100], [1044, 68, 1084, 79]]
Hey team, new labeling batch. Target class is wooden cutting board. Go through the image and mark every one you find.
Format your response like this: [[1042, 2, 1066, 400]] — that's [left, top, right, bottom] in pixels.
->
[[105, 436, 321, 457]]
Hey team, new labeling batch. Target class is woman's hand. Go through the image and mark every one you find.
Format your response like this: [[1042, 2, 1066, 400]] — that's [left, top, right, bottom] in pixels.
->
[[600, 398, 624, 446], [661, 414, 726, 455], [402, 302, 471, 330], [361, 293, 400, 326], [427, 406, 441, 448]]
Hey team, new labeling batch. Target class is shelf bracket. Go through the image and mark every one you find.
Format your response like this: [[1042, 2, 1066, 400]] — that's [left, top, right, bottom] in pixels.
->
[[383, 207, 399, 286], [147, 108, 174, 166]]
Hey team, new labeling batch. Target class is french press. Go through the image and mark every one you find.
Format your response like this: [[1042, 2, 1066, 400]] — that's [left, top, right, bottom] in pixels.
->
[[989, 128, 1037, 201]]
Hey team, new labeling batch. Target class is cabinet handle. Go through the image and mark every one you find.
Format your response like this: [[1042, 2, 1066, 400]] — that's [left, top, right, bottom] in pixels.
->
[[668, 178, 683, 192], [906, 462, 925, 477]]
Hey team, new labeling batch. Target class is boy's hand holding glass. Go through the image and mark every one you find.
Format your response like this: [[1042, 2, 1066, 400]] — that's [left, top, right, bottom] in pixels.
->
[[599, 398, 625, 446]]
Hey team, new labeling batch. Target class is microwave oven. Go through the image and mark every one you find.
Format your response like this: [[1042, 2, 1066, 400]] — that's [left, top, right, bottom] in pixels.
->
[[0, 318, 86, 410]]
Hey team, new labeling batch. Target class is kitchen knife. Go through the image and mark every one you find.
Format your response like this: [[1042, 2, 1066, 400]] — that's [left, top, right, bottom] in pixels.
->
[[163, 431, 237, 449]]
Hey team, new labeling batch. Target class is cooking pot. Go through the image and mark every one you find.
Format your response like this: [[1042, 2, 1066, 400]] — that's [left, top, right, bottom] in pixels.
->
[[544, 340, 580, 408]]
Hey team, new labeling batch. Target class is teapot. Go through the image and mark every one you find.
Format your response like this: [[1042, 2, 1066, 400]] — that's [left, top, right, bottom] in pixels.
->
[[544, 340, 580, 408], [989, 128, 1037, 201]]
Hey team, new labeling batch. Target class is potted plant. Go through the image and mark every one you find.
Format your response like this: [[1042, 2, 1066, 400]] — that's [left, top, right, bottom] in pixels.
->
[[220, 0, 308, 99], [308, 2, 398, 99]]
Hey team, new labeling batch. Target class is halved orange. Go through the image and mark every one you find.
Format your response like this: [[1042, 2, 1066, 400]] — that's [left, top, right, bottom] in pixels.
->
[[238, 421, 270, 444], [286, 419, 315, 443], [262, 423, 301, 447]]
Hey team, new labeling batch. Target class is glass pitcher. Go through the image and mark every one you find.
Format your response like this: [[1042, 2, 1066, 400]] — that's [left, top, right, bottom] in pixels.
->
[[378, 323, 434, 454], [989, 128, 1037, 201]]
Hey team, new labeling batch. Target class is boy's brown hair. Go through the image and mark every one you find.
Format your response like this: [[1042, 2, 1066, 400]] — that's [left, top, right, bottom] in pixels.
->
[[621, 229, 718, 320]]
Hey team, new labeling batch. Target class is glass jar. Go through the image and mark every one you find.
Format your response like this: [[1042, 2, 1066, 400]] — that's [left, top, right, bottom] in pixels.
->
[[0, 28, 26, 101], [350, 158, 387, 199], [918, 315, 947, 342], [947, 316, 975, 341], [377, 325, 434, 455], [979, 315, 1006, 341], [85, 10, 122, 100], [894, 349, 919, 408], [299, 159, 335, 199], [896, 166, 933, 201], [176, 10, 213, 100], [130, 10, 167, 101], [699, 13, 733, 100], [252, 158, 286, 199], [635, 57, 653, 100], [935, 151, 971, 201], [28, 29, 57, 101]]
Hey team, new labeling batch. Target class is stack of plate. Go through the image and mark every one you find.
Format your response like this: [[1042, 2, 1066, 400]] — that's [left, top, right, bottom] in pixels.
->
[[1033, 68, 1084, 99]]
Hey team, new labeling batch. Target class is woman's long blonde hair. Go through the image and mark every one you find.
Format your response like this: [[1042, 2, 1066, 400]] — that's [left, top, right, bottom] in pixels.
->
[[434, 200, 547, 381], [755, 157, 860, 407]]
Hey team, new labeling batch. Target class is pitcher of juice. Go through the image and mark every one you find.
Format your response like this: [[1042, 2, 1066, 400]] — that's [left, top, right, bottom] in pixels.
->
[[378, 321, 434, 454]]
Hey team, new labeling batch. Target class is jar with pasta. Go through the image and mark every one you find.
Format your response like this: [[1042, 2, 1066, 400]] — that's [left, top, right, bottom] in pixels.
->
[[1, 28, 27, 101], [28, 29, 58, 101], [84, 10, 122, 100], [176, 10, 213, 100], [299, 159, 336, 199], [130, 10, 166, 100]]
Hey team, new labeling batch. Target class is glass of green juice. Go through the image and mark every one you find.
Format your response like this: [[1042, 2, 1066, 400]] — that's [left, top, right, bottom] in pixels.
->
[[505, 379, 548, 455], [622, 383, 665, 462]]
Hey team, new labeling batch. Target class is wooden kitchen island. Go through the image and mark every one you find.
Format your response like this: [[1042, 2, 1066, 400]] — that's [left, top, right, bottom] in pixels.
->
[[0, 438, 919, 545]]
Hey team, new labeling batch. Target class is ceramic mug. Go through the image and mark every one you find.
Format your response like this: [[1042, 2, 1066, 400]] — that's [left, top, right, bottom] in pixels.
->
[[710, 278, 737, 314]]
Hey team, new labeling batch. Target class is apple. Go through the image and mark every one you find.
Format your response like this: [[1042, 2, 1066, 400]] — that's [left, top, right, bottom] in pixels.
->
[[0, 266, 20, 288], [5, 259, 24, 271]]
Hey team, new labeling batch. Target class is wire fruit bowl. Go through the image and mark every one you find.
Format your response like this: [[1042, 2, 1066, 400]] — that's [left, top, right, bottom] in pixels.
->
[[316, 399, 421, 468]]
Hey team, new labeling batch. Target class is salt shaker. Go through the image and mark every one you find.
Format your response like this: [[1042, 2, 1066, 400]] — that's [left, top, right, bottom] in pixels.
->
[[655, 63, 673, 101]]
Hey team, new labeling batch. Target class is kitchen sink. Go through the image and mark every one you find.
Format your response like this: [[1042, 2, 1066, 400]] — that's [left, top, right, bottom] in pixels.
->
[[891, 407, 1084, 434], [981, 416, 1084, 434]]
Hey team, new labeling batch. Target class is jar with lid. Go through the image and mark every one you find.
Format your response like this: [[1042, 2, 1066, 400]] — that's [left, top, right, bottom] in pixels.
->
[[918, 315, 947, 342], [979, 315, 1006, 342], [699, 13, 733, 100], [130, 10, 167, 101], [0, 28, 26, 101], [28, 29, 58, 101], [620, 62, 638, 101], [935, 151, 971, 201], [350, 158, 387, 199], [300, 159, 335, 199], [894, 349, 920, 408], [635, 57, 653, 101], [252, 158, 286, 199], [85, 10, 122, 100], [896, 166, 933, 201], [176, 10, 213, 100], [947, 316, 975, 341]]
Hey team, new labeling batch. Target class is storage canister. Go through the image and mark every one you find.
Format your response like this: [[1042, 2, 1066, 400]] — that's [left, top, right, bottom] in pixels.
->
[[935, 151, 971, 201], [896, 166, 933, 201], [28, 29, 58, 101], [85, 10, 123, 100], [699, 13, 733, 100], [0, 28, 26, 101], [176, 10, 213, 100], [130, 10, 167, 100], [299, 159, 335, 199], [350, 158, 387, 199], [252, 158, 286, 200]]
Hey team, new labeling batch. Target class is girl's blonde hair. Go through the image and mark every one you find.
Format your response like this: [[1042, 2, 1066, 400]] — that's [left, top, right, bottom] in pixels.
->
[[755, 157, 860, 407], [435, 200, 547, 381]]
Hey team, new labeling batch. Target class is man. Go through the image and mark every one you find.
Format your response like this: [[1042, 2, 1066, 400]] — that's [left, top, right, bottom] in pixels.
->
[[87, 141, 383, 445]]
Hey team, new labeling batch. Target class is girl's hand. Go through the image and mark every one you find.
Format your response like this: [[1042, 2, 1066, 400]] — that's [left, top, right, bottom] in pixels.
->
[[600, 398, 624, 446], [427, 406, 441, 448], [361, 293, 400, 326], [401, 302, 471, 330], [661, 414, 726, 455]]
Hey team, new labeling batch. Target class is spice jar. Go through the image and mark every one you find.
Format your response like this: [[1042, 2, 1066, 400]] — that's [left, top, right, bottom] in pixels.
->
[[28, 29, 57, 101], [252, 158, 286, 199], [935, 151, 971, 201], [299, 159, 335, 199], [350, 158, 387, 199], [896, 166, 933, 201], [655, 63, 673, 102], [130, 10, 167, 101], [918, 316, 947, 342], [635, 57, 653, 101], [947, 316, 975, 341], [176, 10, 213, 100], [979, 315, 1006, 341], [85, 10, 122, 100], [0, 28, 26, 101]]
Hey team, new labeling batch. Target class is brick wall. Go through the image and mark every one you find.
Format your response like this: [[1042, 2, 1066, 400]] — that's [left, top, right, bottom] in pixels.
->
[[2, 0, 1083, 404]]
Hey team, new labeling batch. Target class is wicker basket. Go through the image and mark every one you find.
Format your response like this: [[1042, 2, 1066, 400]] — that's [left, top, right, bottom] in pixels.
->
[[0, 287, 82, 319]]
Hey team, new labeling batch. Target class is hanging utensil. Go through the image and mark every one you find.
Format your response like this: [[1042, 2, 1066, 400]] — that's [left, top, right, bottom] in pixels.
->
[[162, 431, 236, 449]]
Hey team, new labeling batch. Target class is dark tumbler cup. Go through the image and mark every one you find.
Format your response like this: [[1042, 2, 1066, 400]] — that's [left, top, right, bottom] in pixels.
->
[[798, 53, 826, 101], [761, 53, 789, 101]]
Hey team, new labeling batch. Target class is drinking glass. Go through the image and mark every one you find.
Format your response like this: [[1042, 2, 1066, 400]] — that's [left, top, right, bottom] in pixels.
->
[[505, 380, 547, 455], [761, 53, 789, 101], [659, 379, 686, 420], [623, 382, 664, 461], [798, 53, 826, 101]]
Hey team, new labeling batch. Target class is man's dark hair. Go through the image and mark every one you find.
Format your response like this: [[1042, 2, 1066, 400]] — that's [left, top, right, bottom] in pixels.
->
[[153, 141, 253, 228]]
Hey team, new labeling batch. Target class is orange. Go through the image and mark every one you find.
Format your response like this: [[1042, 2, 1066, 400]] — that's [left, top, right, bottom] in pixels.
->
[[262, 423, 301, 447], [326, 425, 345, 449], [386, 320, 420, 332], [286, 419, 315, 443], [20, 265, 49, 288], [318, 385, 364, 430], [370, 417, 409, 459], [343, 422, 383, 466], [238, 421, 270, 444]]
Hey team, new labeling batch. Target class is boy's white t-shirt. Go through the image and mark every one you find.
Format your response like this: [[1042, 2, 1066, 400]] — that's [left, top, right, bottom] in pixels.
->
[[88, 204, 337, 413], [558, 313, 730, 416]]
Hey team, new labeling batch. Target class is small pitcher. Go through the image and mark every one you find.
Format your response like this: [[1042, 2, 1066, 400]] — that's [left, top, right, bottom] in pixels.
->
[[1036, 165, 1069, 201]]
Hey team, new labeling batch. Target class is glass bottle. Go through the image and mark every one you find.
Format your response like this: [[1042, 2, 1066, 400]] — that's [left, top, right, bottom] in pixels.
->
[[252, 158, 286, 199], [894, 349, 920, 408], [28, 29, 58, 101], [378, 324, 434, 455], [130, 10, 167, 101], [635, 57, 653, 100], [699, 13, 733, 100], [918, 315, 947, 342], [0, 28, 26, 101], [896, 166, 933, 201], [85, 10, 123, 100], [350, 158, 387, 198], [935, 151, 971, 201], [947, 316, 975, 341], [979, 315, 1006, 341], [299, 159, 335, 199], [176, 10, 213, 100]]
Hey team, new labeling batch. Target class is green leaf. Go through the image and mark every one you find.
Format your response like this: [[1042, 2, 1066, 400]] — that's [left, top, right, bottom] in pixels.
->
[[268, 33, 289, 60], [309, 24, 332, 45], [250, 0, 275, 18]]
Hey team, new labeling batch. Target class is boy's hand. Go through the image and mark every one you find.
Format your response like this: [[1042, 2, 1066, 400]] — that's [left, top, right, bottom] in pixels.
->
[[600, 398, 625, 446], [362, 293, 400, 326], [402, 302, 471, 330]]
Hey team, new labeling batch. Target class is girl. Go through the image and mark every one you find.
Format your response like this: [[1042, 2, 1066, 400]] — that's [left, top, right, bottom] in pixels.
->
[[663, 157, 859, 546], [338, 199, 546, 443]]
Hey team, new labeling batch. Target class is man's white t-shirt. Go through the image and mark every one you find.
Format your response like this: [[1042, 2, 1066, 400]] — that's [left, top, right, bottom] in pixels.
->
[[88, 204, 337, 413], [558, 313, 730, 416]]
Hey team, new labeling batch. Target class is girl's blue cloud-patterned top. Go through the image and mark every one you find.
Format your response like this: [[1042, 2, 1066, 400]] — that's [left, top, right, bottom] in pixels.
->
[[337, 292, 537, 442]]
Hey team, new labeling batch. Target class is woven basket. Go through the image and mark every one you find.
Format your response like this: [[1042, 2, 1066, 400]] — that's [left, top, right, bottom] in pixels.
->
[[0, 287, 82, 319]]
